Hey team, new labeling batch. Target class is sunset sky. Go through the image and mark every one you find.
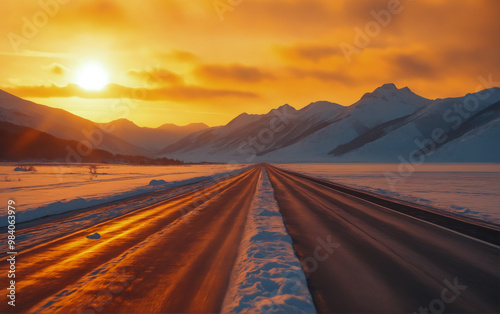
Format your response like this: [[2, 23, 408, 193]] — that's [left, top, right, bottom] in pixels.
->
[[1, 0, 499, 127]]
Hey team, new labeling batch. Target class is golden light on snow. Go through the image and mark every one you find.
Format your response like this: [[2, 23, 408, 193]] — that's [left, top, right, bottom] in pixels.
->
[[76, 62, 109, 91]]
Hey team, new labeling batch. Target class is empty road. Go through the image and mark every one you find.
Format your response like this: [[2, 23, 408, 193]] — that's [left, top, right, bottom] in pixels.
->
[[266, 165, 500, 313], [1, 164, 499, 313]]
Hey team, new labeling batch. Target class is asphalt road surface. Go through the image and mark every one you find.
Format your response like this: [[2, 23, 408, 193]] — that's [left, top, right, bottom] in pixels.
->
[[0, 166, 260, 313], [266, 165, 500, 313]]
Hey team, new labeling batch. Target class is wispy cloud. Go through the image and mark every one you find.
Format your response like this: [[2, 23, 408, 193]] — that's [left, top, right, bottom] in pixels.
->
[[154, 50, 199, 63], [0, 50, 74, 58], [44, 63, 70, 76], [126, 68, 184, 86], [3, 83, 259, 102], [194, 64, 275, 84], [277, 44, 340, 63]]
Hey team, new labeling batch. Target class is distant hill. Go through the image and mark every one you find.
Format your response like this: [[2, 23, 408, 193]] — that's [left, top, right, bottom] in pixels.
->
[[0, 90, 208, 156], [157, 122, 208, 132], [98, 119, 208, 152], [0, 90, 147, 156], [0, 121, 184, 165]]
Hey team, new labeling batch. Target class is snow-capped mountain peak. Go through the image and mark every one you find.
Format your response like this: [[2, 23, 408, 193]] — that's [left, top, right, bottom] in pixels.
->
[[226, 112, 262, 129], [266, 104, 297, 117], [339, 83, 432, 131], [300, 101, 343, 113], [374, 82, 398, 92], [358, 83, 421, 102]]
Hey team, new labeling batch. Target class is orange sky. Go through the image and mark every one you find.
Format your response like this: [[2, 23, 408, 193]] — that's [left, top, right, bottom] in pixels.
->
[[1, 0, 499, 127]]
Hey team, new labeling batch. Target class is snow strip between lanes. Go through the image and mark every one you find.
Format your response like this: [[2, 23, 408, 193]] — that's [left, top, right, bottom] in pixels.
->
[[222, 169, 316, 313]]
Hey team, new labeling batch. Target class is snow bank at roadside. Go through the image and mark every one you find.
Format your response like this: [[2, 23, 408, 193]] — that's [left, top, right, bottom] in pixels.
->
[[222, 169, 316, 313], [0, 167, 248, 227]]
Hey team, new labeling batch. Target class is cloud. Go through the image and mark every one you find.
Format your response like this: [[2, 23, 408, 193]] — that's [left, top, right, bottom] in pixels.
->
[[44, 63, 69, 76], [391, 53, 438, 79], [340, 0, 405, 25], [194, 64, 275, 83], [277, 44, 341, 62], [53, 0, 131, 31], [160, 85, 258, 101], [0, 50, 74, 58], [126, 68, 184, 86], [287, 68, 354, 84], [223, 0, 338, 36], [3, 83, 259, 102], [155, 50, 199, 63]]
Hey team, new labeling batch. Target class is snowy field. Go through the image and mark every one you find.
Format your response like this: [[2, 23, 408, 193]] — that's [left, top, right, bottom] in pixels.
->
[[0, 163, 245, 226], [2, 162, 498, 228], [279, 163, 500, 227]]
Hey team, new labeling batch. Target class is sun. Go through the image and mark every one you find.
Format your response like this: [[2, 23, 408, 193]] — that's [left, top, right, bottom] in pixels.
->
[[76, 62, 109, 90]]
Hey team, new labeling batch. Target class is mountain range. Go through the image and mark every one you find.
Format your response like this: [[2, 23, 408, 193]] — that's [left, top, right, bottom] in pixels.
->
[[158, 84, 500, 163], [97, 119, 208, 152], [0, 121, 183, 165], [0, 89, 207, 158], [1, 84, 499, 163]]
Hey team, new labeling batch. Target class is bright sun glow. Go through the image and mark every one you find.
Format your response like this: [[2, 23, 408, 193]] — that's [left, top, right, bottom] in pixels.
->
[[76, 62, 109, 90]]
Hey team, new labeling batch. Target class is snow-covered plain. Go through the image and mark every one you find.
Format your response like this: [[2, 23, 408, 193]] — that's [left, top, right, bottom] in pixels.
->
[[222, 169, 316, 314], [0, 163, 245, 226], [279, 163, 500, 227]]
